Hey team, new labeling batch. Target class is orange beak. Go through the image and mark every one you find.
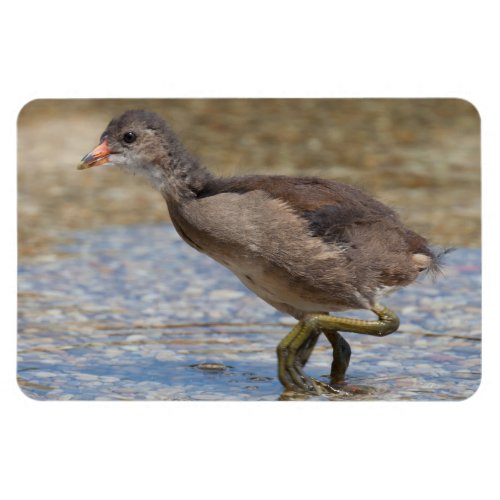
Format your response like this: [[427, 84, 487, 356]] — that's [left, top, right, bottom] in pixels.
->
[[77, 139, 112, 170]]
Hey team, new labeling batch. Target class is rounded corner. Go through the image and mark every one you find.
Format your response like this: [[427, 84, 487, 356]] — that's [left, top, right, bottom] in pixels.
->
[[17, 98, 47, 126], [457, 372, 482, 402], [16, 376, 45, 402], [451, 97, 481, 123]]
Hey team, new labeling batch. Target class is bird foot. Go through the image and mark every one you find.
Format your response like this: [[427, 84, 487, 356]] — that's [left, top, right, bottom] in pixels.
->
[[310, 378, 361, 395], [283, 374, 351, 396]]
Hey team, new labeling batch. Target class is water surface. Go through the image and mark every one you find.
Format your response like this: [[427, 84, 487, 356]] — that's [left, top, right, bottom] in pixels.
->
[[17, 225, 481, 401]]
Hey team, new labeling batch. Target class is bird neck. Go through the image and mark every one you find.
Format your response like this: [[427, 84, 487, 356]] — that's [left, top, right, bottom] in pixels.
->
[[159, 152, 216, 204]]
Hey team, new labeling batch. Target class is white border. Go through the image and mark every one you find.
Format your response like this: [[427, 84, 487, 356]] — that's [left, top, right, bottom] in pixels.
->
[[3, 1, 498, 499]]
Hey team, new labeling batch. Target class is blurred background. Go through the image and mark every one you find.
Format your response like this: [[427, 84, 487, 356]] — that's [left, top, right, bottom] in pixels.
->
[[18, 99, 480, 260]]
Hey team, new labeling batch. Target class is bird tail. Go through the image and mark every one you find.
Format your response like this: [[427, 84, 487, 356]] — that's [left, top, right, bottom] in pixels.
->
[[425, 246, 455, 278]]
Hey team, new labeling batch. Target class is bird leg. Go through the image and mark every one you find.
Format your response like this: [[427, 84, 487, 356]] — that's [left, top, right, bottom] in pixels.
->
[[323, 330, 351, 382], [315, 304, 400, 337], [277, 321, 322, 392], [296, 328, 321, 367], [277, 304, 399, 393]]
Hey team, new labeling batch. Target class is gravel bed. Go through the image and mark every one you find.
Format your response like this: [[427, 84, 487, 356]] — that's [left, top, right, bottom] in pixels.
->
[[18, 224, 481, 401]]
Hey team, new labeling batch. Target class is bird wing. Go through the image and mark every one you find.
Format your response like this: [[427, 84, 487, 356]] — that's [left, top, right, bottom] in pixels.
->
[[203, 174, 424, 247], [196, 174, 437, 285]]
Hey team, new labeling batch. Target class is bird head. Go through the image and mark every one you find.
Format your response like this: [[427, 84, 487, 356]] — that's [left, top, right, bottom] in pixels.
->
[[78, 109, 214, 200], [78, 110, 187, 191]]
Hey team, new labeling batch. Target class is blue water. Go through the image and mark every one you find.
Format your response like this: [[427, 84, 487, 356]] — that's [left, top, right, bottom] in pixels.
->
[[17, 224, 481, 401]]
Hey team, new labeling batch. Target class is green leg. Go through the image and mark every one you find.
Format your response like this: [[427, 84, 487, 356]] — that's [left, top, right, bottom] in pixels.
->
[[276, 304, 400, 393], [277, 320, 318, 392], [297, 328, 321, 367], [315, 304, 400, 337], [323, 330, 351, 382]]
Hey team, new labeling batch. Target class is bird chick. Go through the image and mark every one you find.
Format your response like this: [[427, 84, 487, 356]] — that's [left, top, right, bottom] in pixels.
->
[[79, 109, 441, 394]]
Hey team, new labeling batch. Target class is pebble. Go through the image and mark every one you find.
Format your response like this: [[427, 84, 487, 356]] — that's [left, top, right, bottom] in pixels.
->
[[34, 371, 56, 378], [377, 360, 402, 368], [76, 373, 100, 381], [18, 224, 481, 401], [126, 334, 147, 342], [191, 362, 230, 371], [155, 350, 184, 361], [209, 289, 246, 300]]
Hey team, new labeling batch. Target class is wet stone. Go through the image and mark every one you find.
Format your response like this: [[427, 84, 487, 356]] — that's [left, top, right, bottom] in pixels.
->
[[17, 224, 481, 401], [191, 362, 231, 371], [248, 376, 274, 382]]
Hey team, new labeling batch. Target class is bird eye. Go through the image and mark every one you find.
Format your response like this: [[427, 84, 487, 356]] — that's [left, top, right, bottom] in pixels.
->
[[123, 131, 137, 144]]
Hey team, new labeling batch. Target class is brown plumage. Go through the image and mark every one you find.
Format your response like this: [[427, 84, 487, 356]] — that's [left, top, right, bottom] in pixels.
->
[[78, 109, 442, 394]]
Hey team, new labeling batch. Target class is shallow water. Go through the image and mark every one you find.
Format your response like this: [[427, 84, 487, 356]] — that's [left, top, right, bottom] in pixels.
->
[[17, 224, 481, 401]]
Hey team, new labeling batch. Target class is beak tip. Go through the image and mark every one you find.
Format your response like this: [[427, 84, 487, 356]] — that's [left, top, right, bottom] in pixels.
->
[[77, 161, 89, 170], [78, 139, 112, 171]]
